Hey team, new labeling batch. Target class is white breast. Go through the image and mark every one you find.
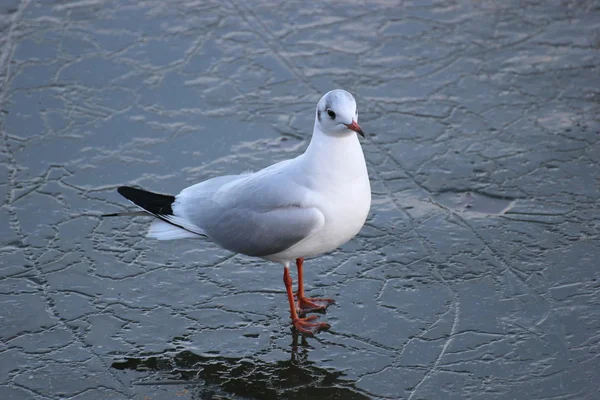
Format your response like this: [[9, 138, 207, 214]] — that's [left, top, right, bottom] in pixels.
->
[[265, 130, 371, 263], [310, 177, 371, 254]]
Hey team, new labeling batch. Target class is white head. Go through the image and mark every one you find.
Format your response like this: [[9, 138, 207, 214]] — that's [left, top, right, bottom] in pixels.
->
[[315, 89, 364, 138]]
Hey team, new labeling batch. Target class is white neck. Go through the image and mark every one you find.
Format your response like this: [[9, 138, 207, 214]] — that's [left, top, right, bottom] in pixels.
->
[[301, 123, 368, 185]]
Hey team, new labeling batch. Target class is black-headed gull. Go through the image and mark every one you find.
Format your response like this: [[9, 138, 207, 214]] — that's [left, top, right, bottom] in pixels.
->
[[104, 89, 371, 335]]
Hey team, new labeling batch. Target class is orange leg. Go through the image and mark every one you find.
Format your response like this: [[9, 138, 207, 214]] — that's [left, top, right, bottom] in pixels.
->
[[296, 258, 335, 313], [284, 266, 329, 335]]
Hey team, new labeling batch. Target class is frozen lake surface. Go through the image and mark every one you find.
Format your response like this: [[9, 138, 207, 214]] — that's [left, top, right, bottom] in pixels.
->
[[1, 0, 599, 399]]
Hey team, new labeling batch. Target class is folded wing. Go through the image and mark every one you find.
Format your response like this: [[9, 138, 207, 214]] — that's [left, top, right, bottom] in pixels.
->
[[174, 161, 324, 257], [199, 205, 324, 257]]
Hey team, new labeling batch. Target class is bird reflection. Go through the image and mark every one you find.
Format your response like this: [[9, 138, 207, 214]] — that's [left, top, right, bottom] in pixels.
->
[[112, 336, 367, 400]]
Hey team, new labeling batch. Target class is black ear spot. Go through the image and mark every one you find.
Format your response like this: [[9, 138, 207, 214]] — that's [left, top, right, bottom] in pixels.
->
[[326, 109, 336, 119], [318, 109, 322, 122]]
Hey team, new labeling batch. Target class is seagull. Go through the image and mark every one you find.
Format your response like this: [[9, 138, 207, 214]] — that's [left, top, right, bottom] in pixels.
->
[[104, 89, 371, 335]]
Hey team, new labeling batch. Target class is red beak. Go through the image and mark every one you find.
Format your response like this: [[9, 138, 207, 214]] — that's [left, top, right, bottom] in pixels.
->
[[345, 120, 365, 137]]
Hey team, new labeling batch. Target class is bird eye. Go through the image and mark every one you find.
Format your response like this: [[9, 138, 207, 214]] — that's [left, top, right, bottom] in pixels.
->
[[326, 109, 336, 119]]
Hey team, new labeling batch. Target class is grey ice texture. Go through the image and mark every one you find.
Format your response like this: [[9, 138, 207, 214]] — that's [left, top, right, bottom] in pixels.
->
[[0, 0, 599, 399]]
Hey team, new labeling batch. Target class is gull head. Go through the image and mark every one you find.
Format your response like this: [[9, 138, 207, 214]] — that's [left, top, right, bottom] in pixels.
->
[[315, 89, 364, 138]]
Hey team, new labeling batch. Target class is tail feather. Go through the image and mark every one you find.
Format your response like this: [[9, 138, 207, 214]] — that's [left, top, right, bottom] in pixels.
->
[[147, 219, 200, 240], [115, 186, 206, 238]]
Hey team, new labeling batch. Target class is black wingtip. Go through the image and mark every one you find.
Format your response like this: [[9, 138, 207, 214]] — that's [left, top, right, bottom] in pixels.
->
[[117, 186, 137, 198], [117, 186, 175, 216], [101, 213, 120, 217]]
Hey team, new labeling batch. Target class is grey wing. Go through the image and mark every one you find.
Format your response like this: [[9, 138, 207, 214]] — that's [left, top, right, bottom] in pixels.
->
[[201, 205, 325, 257], [174, 160, 323, 257]]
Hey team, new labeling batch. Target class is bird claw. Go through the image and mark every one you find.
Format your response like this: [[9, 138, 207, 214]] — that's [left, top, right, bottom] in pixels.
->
[[297, 297, 335, 314], [292, 315, 330, 335]]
